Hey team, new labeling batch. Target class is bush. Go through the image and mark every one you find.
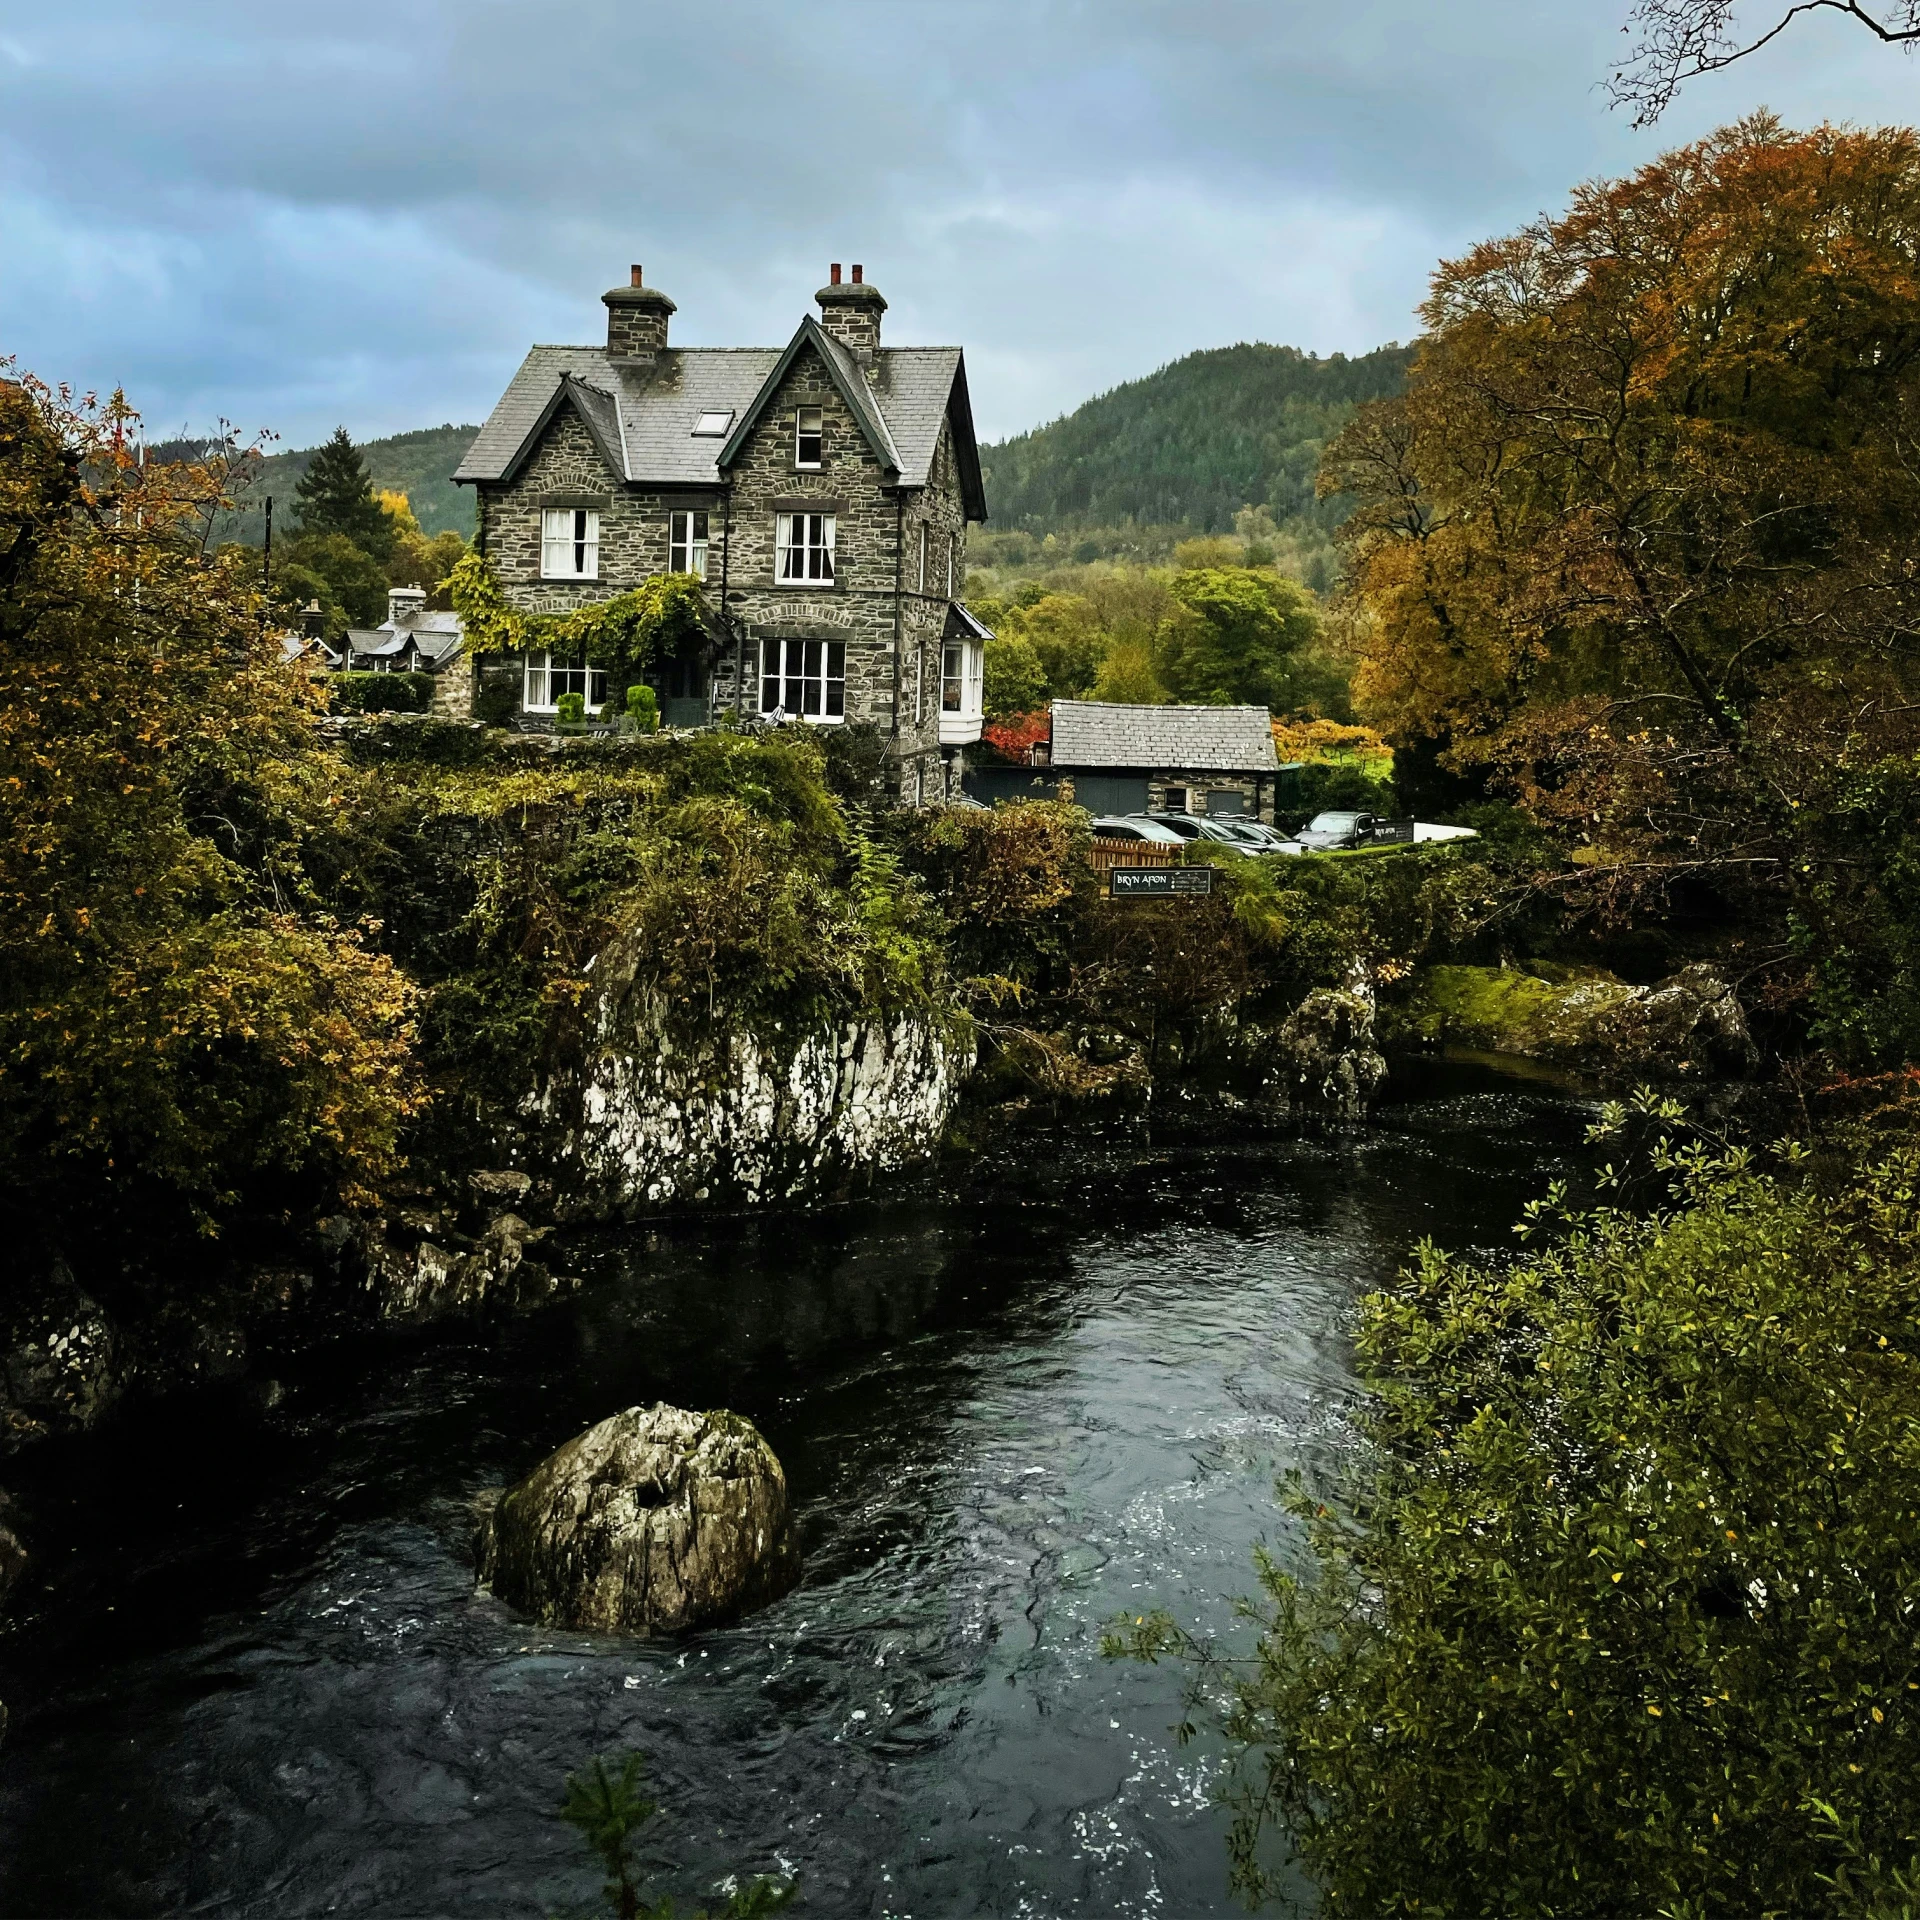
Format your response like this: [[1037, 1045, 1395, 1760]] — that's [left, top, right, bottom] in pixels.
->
[[329, 670, 434, 715], [1115, 1139, 1920, 1916]]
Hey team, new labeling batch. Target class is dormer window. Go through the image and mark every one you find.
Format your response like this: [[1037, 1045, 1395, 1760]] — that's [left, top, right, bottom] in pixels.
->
[[670, 510, 709, 578], [795, 406, 824, 469], [692, 410, 733, 436], [541, 507, 599, 580]]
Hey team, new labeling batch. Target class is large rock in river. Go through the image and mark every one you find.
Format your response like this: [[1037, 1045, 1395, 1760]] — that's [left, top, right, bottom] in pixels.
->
[[476, 1404, 800, 1634]]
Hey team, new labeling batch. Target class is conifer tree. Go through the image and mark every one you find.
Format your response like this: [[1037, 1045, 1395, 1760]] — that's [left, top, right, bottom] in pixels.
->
[[293, 426, 394, 560]]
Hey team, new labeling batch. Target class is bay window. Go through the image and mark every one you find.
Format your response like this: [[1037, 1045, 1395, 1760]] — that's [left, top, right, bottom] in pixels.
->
[[541, 507, 599, 580], [758, 638, 845, 721], [669, 509, 709, 577], [776, 512, 836, 584], [524, 651, 609, 713]]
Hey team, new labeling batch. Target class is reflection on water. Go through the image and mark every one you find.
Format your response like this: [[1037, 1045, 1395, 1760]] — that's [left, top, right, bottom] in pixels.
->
[[0, 1070, 1591, 1917]]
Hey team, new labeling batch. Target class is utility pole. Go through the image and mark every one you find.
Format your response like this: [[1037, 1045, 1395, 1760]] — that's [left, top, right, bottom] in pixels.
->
[[263, 496, 273, 592]]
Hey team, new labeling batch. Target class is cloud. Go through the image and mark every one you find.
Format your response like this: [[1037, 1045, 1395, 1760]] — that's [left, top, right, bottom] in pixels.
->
[[0, 0, 1913, 445]]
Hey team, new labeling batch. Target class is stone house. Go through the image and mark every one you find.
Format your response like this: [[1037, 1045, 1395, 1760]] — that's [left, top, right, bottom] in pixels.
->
[[453, 263, 990, 800], [339, 585, 470, 718], [1042, 701, 1282, 821]]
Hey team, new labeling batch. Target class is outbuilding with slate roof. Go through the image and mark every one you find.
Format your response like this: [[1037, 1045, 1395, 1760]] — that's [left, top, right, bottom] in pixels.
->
[[1043, 700, 1281, 821], [453, 262, 990, 800]]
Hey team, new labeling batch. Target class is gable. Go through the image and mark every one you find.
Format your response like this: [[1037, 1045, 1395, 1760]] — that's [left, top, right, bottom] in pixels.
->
[[718, 317, 901, 477]]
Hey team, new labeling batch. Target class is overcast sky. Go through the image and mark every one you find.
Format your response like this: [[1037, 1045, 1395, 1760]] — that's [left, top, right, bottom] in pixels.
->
[[1, 1, 1915, 449]]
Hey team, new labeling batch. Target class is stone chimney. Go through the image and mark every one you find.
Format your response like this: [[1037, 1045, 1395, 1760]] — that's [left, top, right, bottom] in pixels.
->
[[815, 261, 885, 360], [387, 584, 426, 630], [604, 264, 675, 359]]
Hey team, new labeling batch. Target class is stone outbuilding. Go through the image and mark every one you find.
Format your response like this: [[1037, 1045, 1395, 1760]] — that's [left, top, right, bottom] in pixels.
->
[[453, 262, 991, 801], [1037, 700, 1282, 821]]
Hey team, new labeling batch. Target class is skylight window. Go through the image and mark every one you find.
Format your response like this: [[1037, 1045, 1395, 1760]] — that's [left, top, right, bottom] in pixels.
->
[[692, 410, 733, 436]]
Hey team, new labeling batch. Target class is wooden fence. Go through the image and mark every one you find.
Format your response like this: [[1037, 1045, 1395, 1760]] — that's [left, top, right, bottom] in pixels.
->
[[1087, 836, 1185, 878]]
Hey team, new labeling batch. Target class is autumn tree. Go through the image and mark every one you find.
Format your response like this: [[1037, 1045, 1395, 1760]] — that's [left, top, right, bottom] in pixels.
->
[[1326, 116, 1920, 1058], [0, 376, 420, 1251]]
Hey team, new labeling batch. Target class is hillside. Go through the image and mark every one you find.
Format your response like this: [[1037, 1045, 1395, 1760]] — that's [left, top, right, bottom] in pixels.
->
[[185, 423, 480, 541], [978, 341, 1414, 538]]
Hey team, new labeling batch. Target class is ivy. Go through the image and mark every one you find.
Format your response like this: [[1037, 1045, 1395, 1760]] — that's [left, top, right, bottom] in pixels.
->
[[446, 550, 712, 684]]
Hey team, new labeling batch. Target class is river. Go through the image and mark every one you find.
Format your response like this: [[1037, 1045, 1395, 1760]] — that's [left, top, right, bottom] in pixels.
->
[[0, 1064, 1591, 1917]]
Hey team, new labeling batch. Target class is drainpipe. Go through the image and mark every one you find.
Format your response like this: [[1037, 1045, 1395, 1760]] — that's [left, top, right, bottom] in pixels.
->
[[892, 490, 905, 785], [719, 483, 741, 713]]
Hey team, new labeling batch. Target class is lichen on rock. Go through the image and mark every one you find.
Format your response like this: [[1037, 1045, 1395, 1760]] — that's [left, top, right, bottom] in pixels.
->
[[476, 1403, 800, 1635], [1249, 987, 1389, 1117]]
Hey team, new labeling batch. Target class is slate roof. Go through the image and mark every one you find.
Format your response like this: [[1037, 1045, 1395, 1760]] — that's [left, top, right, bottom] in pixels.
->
[[1048, 701, 1279, 773], [346, 609, 465, 668], [454, 320, 984, 516]]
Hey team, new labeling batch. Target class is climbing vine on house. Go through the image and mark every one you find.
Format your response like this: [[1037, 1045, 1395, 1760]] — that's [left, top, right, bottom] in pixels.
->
[[445, 551, 711, 687]]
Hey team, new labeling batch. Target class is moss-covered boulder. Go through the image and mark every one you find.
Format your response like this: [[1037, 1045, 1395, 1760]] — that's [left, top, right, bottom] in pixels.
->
[[476, 1404, 800, 1635], [1386, 963, 1756, 1082]]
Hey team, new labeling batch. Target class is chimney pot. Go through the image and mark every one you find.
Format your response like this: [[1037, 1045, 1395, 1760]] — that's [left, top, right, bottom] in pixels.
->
[[852, 263, 863, 284], [830, 262, 842, 285], [630, 264, 643, 287]]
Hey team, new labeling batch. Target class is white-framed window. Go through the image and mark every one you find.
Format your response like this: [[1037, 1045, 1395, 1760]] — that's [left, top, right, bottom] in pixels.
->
[[918, 524, 928, 593], [669, 509, 709, 577], [541, 507, 600, 580], [523, 651, 609, 713], [776, 512, 836, 584], [758, 638, 845, 721], [941, 638, 982, 714], [946, 532, 956, 598], [795, 406, 824, 469]]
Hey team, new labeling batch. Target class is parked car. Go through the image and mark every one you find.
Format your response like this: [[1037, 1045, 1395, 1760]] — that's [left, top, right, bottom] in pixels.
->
[[1136, 812, 1264, 856], [1089, 816, 1189, 845], [1214, 818, 1301, 852], [1294, 810, 1377, 850]]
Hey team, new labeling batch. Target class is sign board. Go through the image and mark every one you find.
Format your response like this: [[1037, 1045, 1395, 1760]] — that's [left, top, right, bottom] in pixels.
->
[[1108, 866, 1216, 898]]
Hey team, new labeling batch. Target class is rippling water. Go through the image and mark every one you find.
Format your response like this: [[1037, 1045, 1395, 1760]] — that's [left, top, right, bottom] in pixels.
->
[[0, 1067, 1590, 1917]]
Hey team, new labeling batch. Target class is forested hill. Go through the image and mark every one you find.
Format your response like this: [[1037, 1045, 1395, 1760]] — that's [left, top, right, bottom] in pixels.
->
[[162, 423, 480, 541], [978, 341, 1414, 536]]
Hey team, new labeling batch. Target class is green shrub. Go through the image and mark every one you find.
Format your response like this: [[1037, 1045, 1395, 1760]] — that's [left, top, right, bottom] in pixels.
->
[[1113, 1139, 1920, 1916], [554, 690, 587, 731], [620, 683, 660, 732], [329, 670, 434, 715]]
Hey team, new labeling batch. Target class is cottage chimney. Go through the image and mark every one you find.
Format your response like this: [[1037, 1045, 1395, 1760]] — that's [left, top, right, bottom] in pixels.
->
[[387, 584, 427, 630], [604, 263, 675, 359], [816, 261, 885, 360]]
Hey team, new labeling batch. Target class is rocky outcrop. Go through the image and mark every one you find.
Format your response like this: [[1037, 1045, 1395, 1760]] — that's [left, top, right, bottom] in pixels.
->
[[356, 1204, 570, 1323], [1244, 987, 1389, 1118], [476, 1403, 800, 1635], [1388, 963, 1758, 1082], [2, 1262, 121, 1452], [532, 955, 972, 1218]]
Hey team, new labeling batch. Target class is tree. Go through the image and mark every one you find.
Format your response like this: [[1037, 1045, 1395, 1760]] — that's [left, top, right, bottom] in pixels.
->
[[1010, 592, 1108, 698], [1612, 0, 1920, 126], [0, 375, 420, 1249], [293, 426, 394, 560], [1153, 567, 1320, 709], [282, 529, 389, 626], [983, 632, 1048, 718], [1326, 116, 1920, 1058], [1112, 1132, 1920, 1915]]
